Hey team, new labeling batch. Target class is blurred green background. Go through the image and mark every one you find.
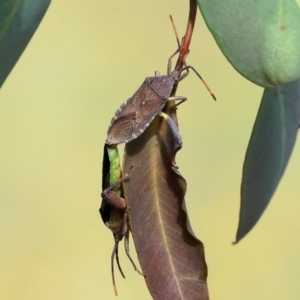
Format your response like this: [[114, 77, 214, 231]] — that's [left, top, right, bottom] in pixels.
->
[[1, 1, 300, 299]]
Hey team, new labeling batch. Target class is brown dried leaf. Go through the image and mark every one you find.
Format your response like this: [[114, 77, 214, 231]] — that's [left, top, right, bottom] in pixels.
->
[[123, 112, 208, 300]]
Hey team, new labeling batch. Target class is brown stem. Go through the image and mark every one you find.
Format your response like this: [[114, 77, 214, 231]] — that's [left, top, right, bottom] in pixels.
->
[[165, 0, 197, 124], [175, 0, 197, 71]]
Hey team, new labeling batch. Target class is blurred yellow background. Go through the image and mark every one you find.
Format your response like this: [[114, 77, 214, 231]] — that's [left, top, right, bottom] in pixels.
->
[[1, 1, 300, 299]]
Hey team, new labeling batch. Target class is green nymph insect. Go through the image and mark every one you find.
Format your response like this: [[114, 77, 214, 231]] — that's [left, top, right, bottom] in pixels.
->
[[100, 144, 142, 296]]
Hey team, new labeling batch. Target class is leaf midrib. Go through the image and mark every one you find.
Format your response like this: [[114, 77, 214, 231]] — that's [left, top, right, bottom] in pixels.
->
[[152, 129, 184, 299]]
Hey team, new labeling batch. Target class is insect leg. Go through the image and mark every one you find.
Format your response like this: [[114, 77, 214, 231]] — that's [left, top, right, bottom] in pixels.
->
[[159, 112, 182, 149], [167, 95, 187, 107], [167, 48, 180, 74], [177, 68, 189, 82], [101, 166, 134, 209], [123, 224, 144, 276], [158, 112, 183, 168], [111, 241, 123, 296]]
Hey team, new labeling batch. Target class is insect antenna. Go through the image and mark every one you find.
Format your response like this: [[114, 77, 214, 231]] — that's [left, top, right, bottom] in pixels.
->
[[115, 240, 126, 279], [169, 16, 189, 69], [169, 15, 216, 101], [169, 15, 181, 49], [181, 65, 216, 101], [111, 240, 125, 296]]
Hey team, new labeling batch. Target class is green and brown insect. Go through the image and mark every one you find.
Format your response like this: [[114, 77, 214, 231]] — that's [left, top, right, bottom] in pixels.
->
[[100, 144, 142, 296]]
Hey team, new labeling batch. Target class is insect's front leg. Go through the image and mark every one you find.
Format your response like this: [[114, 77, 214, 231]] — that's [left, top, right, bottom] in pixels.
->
[[167, 95, 187, 107], [101, 189, 126, 210], [101, 170, 132, 209]]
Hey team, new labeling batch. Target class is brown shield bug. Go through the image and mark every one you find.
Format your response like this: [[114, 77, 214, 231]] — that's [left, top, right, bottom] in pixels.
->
[[105, 17, 216, 146], [100, 144, 143, 295], [106, 56, 215, 145]]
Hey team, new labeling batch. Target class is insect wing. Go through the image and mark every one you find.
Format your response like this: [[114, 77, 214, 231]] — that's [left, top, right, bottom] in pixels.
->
[[106, 71, 179, 145], [106, 115, 135, 145], [106, 81, 147, 145], [131, 85, 166, 137]]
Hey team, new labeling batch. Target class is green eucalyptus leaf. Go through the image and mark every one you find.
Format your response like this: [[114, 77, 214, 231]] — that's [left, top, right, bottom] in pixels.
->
[[0, 0, 51, 88], [235, 80, 300, 243], [197, 0, 300, 87]]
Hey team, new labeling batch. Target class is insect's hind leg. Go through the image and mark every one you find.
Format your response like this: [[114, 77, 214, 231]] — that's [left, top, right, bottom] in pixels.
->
[[158, 112, 183, 168], [123, 218, 144, 276]]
